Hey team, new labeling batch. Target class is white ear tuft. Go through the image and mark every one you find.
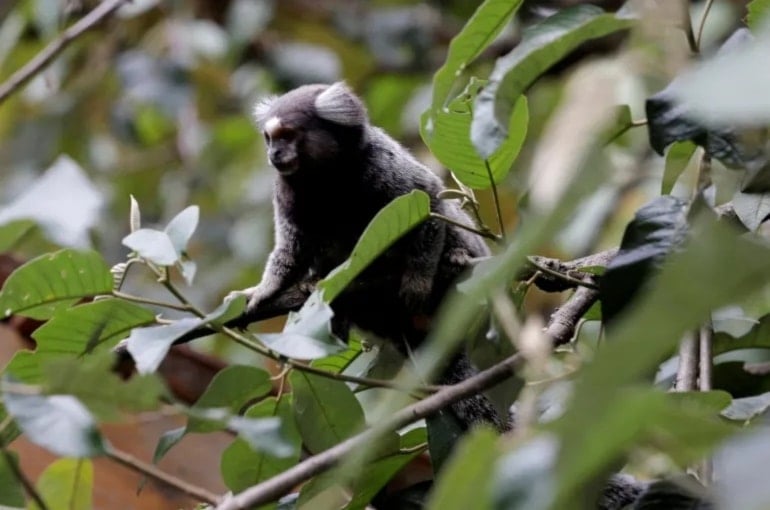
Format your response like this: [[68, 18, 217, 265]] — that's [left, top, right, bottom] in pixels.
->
[[314, 82, 368, 126], [253, 96, 277, 126]]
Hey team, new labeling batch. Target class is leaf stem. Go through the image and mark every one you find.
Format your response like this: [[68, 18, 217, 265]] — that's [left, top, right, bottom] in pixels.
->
[[430, 213, 500, 242], [484, 159, 506, 241], [112, 290, 193, 312]]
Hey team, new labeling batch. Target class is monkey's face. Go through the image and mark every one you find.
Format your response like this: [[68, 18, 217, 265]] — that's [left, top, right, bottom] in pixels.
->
[[263, 117, 301, 176]]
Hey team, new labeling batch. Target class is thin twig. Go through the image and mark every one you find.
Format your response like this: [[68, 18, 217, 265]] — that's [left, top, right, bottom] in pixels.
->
[[430, 212, 499, 242], [105, 446, 221, 505], [112, 291, 193, 313], [484, 160, 506, 241], [1, 448, 49, 510], [695, 0, 716, 51], [215, 353, 523, 510], [0, 0, 129, 104], [545, 286, 600, 346]]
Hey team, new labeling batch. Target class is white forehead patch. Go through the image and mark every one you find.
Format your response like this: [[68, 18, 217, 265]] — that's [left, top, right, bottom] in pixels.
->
[[264, 117, 282, 137]]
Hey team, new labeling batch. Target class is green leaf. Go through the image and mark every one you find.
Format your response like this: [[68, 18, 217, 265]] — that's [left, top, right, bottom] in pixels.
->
[[426, 427, 499, 510], [164, 205, 199, 254], [423, 95, 528, 189], [260, 292, 346, 360], [0, 249, 112, 320], [318, 190, 431, 302], [310, 335, 363, 374], [289, 370, 365, 454], [32, 458, 93, 510], [5, 299, 156, 384], [427, 0, 523, 113], [0, 220, 34, 252], [41, 354, 165, 420], [221, 397, 302, 496], [748, 0, 770, 30], [426, 410, 466, 474], [732, 189, 770, 231], [472, 5, 633, 157], [3, 391, 105, 457], [152, 426, 186, 464], [600, 196, 689, 324], [188, 365, 272, 433], [122, 228, 179, 266], [662, 141, 697, 195], [714, 313, 770, 355], [0, 450, 25, 507], [227, 415, 294, 458]]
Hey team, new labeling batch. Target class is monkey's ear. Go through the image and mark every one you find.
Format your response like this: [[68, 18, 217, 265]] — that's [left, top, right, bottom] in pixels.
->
[[253, 96, 277, 126], [314, 82, 367, 127]]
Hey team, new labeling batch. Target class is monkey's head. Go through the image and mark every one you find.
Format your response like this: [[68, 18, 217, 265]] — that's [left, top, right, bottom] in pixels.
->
[[253, 82, 369, 177]]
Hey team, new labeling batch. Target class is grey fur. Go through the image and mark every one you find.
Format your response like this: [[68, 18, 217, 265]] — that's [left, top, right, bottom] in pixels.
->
[[244, 82, 507, 431]]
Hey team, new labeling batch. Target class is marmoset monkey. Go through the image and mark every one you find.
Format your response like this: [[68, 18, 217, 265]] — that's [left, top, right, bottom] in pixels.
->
[[242, 82, 508, 431]]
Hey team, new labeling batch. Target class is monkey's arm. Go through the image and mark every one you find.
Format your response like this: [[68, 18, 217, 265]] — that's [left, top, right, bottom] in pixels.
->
[[398, 214, 446, 309]]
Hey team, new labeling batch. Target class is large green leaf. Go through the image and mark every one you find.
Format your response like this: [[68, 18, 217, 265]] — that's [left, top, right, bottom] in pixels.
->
[[426, 427, 499, 510], [0, 250, 112, 320], [423, 94, 528, 189], [289, 370, 365, 454], [3, 391, 105, 458], [471, 5, 633, 158], [32, 458, 93, 510], [427, 0, 523, 113], [221, 397, 302, 497], [318, 190, 431, 302]]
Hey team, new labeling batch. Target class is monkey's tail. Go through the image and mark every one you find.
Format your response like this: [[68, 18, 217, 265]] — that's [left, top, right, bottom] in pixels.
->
[[439, 352, 512, 432]]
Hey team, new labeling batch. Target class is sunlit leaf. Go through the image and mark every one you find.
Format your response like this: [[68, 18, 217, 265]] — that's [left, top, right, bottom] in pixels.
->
[[125, 318, 203, 374], [164, 205, 199, 254], [662, 142, 697, 195], [122, 228, 179, 266]]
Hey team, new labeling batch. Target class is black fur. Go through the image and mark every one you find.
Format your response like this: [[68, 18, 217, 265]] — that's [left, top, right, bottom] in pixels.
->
[[245, 82, 508, 432]]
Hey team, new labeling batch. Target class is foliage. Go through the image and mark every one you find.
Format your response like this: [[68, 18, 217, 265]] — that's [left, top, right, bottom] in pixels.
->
[[1, 1, 770, 510]]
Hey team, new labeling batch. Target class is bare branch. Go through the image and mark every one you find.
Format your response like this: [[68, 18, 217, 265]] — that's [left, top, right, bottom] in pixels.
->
[[215, 353, 523, 510], [545, 286, 600, 346], [516, 248, 618, 293], [0, 0, 130, 105]]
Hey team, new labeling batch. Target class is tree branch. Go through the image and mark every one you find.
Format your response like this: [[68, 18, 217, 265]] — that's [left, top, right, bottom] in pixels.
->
[[214, 353, 523, 510], [516, 248, 617, 293], [545, 286, 601, 345], [0, 0, 130, 105]]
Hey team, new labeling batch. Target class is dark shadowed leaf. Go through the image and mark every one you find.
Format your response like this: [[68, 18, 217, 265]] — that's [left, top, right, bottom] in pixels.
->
[[289, 370, 365, 454], [4, 391, 105, 457], [632, 478, 712, 510], [0, 450, 24, 507], [426, 427, 499, 510], [261, 293, 346, 360], [600, 196, 688, 324], [122, 228, 179, 266], [471, 5, 633, 157], [221, 397, 301, 494], [164, 205, 199, 253], [33, 458, 93, 510], [0, 249, 113, 320], [318, 190, 431, 302], [426, 410, 466, 474]]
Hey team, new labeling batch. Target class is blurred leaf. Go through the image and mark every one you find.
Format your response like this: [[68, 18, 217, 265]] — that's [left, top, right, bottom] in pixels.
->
[[0, 404, 20, 447], [133, 104, 176, 146], [122, 228, 179, 266], [188, 365, 272, 433], [3, 391, 105, 458], [289, 371, 365, 454], [712, 305, 759, 338], [732, 190, 770, 231], [600, 196, 689, 324], [426, 410, 466, 474], [713, 314, 770, 355], [221, 397, 301, 495], [493, 436, 558, 510], [208, 293, 247, 326], [125, 318, 203, 374], [0, 220, 34, 252], [261, 293, 346, 360], [152, 426, 185, 464], [226, 415, 293, 458], [318, 190, 430, 302], [0, 156, 103, 248], [129, 195, 141, 232], [426, 427, 499, 510], [42, 354, 165, 420], [0, 249, 112, 320], [472, 5, 633, 157], [423, 93, 528, 189], [32, 458, 92, 510], [427, 0, 524, 112], [0, 450, 24, 507], [722, 392, 770, 422], [714, 429, 770, 510], [662, 142, 697, 195], [748, 0, 770, 30], [164, 205, 199, 254]]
